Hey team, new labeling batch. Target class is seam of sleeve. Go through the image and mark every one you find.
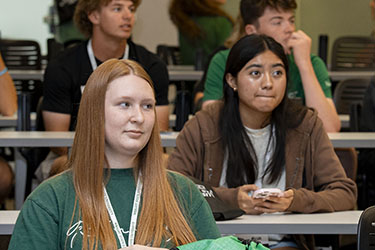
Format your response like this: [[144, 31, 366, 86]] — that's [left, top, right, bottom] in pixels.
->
[[27, 198, 59, 224]]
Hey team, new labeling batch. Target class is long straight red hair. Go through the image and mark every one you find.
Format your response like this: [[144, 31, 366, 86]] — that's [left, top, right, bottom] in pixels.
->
[[67, 59, 196, 250]]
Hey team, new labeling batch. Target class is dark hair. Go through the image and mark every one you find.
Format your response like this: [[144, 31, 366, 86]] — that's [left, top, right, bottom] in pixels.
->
[[240, 0, 297, 26], [219, 34, 305, 187], [169, 0, 234, 42], [224, 0, 297, 48]]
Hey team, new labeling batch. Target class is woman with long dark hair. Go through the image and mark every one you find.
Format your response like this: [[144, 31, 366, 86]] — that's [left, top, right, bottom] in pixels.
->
[[168, 34, 357, 249], [9, 59, 220, 250], [169, 0, 233, 66]]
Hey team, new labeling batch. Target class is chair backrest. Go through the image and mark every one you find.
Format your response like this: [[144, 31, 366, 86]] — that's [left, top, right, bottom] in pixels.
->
[[0, 39, 43, 112], [358, 206, 375, 250], [333, 78, 371, 114], [334, 148, 358, 181], [156, 45, 182, 65], [0, 39, 42, 70], [331, 36, 375, 71]]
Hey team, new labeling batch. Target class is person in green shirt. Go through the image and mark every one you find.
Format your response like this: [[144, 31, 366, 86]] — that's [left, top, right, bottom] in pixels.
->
[[169, 0, 234, 66], [8, 59, 220, 250], [202, 0, 341, 132]]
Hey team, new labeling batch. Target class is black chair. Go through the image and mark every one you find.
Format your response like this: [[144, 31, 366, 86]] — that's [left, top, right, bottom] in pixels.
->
[[156, 45, 182, 66], [331, 36, 375, 71], [358, 206, 375, 249], [334, 148, 358, 181], [0, 39, 41, 70], [333, 78, 371, 114], [0, 39, 43, 112]]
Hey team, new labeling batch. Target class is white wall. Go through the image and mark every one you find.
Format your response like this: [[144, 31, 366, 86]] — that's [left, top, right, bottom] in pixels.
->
[[0, 0, 53, 55], [132, 0, 178, 53], [222, 0, 240, 19], [299, 0, 373, 65]]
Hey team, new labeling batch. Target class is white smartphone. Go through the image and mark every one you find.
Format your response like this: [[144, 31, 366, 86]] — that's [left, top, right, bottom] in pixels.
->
[[252, 188, 283, 199]]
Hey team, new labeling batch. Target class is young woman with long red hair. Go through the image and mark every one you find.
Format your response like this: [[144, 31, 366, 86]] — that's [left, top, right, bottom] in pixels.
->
[[9, 59, 220, 250]]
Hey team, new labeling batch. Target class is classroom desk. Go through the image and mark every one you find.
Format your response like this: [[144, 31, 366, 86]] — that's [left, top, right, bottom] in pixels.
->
[[0, 131, 374, 152], [217, 211, 362, 235], [168, 70, 203, 81], [329, 132, 375, 148], [0, 131, 177, 148], [9, 68, 205, 82], [328, 71, 374, 82], [0, 210, 362, 235], [9, 69, 44, 81], [0, 210, 18, 235], [0, 113, 36, 128], [167, 65, 196, 71], [339, 114, 349, 129], [9, 69, 373, 83]]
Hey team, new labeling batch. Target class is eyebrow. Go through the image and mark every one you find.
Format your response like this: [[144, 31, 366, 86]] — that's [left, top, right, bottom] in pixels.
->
[[269, 15, 295, 21], [117, 96, 155, 103], [244, 63, 285, 70], [272, 63, 285, 68], [269, 16, 283, 21], [244, 64, 262, 70], [142, 98, 156, 103]]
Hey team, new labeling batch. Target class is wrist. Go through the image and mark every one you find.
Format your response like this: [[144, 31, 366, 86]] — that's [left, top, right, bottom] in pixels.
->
[[0, 67, 8, 77]]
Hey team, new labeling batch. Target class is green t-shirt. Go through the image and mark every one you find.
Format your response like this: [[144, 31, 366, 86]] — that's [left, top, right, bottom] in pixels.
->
[[202, 49, 332, 103], [179, 16, 232, 66], [8, 169, 220, 250]]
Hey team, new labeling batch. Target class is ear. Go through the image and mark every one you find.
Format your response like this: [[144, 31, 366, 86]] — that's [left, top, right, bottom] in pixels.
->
[[88, 10, 100, 25], [225, 73, 237, 90], [245, 24, 257, 35]]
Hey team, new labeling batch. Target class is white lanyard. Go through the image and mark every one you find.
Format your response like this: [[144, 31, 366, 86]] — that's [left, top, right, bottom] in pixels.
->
[[103, 174, 142, 248], [87, 39, 129, 71]]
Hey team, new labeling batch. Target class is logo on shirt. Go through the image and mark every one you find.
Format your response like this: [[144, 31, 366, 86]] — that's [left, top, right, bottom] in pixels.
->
[[66, 220, 131, 248], [287, 91, 298, 99], [196, 184, 215, 198], [67, 220, 84, 248]]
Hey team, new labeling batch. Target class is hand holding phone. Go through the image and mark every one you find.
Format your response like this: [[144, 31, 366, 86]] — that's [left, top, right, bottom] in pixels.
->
[[252, 188, 282, 199]]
